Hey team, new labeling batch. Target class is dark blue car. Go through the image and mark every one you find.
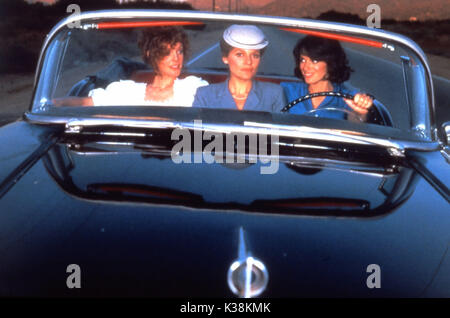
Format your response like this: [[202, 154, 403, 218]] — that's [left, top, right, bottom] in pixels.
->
[[0, 10, 448, 298]]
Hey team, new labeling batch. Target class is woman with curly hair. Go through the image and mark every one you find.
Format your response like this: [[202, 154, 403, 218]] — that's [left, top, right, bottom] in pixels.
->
[[280, 35, 373, 120], [69, 26, 207, 106]]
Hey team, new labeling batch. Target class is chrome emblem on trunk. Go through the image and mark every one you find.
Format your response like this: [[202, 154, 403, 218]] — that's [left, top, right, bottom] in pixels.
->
[[227, 227, 269, 298]]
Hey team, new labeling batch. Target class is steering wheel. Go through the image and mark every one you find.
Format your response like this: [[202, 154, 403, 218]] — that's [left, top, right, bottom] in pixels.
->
[[281, 91, 365, 121], [306, 107, 364, 122]]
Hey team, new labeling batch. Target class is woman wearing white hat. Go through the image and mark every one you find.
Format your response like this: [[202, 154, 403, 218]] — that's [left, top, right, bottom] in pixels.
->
[[193, 25, 286, 112]]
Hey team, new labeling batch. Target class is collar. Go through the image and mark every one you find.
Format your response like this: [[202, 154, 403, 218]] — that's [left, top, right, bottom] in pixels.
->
[[219, 78, 261, 109]]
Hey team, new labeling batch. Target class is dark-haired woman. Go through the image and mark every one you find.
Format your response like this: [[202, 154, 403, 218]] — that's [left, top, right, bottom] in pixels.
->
[[281, 35, 373, 120]]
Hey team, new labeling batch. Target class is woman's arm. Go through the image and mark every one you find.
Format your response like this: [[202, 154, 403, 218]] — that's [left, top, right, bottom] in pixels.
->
[[344, 93, 373, 122], [52, 97, 94, 107]]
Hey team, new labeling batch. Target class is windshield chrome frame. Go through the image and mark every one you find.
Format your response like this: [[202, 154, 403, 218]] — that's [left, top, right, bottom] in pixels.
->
[[29, 9, 438, 149], [25, 113, 441, 154]]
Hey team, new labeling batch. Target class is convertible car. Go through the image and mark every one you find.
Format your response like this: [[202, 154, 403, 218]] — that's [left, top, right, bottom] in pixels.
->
[[0, 10, 449, 298]]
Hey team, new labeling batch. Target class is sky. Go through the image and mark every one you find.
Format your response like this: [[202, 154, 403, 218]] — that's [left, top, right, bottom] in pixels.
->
[[25, 0, 184, 3], [24, 0, 450, 20]]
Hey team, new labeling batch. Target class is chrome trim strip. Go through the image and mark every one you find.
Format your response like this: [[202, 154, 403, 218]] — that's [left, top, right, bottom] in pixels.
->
[[63, 118, 403, 151], [243, 121, 399, 148], [100, 132, 146, 137], [0, 137, 58, 199], [441, 149, 450, 164], [34, 10, 435, 130], [25, 113, 441, 152]]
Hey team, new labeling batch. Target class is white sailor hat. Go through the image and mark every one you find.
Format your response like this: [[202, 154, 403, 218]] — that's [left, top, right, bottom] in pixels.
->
[[222, 25, 269, 50]]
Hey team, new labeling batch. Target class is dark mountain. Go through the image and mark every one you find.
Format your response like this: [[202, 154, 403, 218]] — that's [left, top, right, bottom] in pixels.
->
[[252, 0, 450, 21]]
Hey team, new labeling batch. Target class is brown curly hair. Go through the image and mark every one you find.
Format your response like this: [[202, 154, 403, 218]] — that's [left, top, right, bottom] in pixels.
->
[[137, 26, 189, 73]]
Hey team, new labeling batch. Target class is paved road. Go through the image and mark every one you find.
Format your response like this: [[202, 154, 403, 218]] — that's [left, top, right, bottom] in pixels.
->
[[434, 76, 450, 128]]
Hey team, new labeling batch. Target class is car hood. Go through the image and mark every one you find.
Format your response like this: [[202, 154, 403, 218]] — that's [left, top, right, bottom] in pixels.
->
[[0, 122, 449, 297]]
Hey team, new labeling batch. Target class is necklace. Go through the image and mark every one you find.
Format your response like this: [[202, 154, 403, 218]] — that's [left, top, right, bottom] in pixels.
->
[[145, 82, 174, 102], [232, 94, 248, 100], [229, 81, 251, 101], [231, 90, 250, 100]]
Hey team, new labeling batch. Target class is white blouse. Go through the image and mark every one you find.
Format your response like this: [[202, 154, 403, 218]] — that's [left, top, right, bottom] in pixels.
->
[[89, 76, 208, 107]]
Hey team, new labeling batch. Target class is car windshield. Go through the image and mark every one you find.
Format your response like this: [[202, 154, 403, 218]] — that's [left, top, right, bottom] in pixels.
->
[[31, 13, 433, 142]]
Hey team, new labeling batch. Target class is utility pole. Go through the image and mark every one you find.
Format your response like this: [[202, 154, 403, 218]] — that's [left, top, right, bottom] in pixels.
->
[[212, 0, 215, 12]]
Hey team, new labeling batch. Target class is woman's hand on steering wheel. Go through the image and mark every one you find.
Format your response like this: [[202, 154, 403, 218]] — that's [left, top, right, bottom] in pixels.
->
[[343, 93, 373, 116]]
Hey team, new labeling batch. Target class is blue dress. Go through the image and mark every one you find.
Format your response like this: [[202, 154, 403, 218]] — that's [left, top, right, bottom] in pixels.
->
[[280, 81, 358, 119], [193, 79, 286, 113]]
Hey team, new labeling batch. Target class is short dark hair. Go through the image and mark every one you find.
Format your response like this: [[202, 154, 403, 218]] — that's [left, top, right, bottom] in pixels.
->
[[293, 35, 352, 83], [219, 38, 266, 57], [137, 26, 189, 73]]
